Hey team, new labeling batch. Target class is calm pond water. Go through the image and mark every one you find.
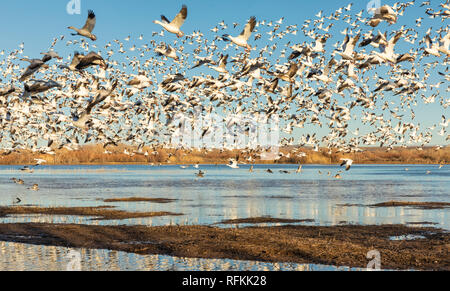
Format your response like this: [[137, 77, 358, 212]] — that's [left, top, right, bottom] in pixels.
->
[[0, 164, 448, 270]]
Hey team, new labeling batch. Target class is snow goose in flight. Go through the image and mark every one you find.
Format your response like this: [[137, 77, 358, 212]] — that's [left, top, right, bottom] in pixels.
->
[[222, 16, 256, 52], [127, 72, 153, 89], [367, 4, 398, 27], [41, 50, 62, 61], [438, 30, 450, 56], [227, 158, 239, 169], [336, 34, 360, 60], [22, 79, 62, 98], [155, 43, 179, 60], [60, 51, 107, 71], [19, 51, 59, 82], [190, 55, 216, 70], [374, 31, 403, 64], [209, 54, 229, 74], [34, 159, 47, 166], [72, 80, 118, 129], [154, 5, 187, 38], [68, 10, 97, 41], [0, 86, 15, 97], [424, 34, 441, 57], [340, 158, 353, 171]]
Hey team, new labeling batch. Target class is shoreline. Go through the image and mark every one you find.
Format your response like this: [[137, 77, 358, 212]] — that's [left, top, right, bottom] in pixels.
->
[[0, 162, 447, 166], [0, 146, 447, 166]]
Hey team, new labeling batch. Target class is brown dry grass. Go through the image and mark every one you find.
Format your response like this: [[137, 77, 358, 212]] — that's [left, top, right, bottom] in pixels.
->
[[0, 144, 448, 165]]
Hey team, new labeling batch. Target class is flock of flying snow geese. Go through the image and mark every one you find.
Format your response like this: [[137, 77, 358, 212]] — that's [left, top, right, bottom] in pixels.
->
[[0, 1, 449, 184]]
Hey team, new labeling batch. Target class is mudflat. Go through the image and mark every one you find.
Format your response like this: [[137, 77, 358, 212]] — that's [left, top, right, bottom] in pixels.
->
[[0, 223, 447, 270], [0, 206, 183, 220]]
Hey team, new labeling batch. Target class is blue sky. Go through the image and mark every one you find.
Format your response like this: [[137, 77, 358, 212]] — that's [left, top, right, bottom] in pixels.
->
[[0, 0, 448, 146], [1, 0, 429, 54]]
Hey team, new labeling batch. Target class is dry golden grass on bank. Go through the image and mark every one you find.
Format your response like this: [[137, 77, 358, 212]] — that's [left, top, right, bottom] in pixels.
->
[[0, 144, 448, 165]]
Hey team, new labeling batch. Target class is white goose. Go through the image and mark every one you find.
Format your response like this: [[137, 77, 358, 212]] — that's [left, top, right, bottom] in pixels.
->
[[227, 158, 239, 169], [374, 31, 403, 64], [336, 34, 360, 60], [68, 10, 97, 41], [424, 34, 441, 57], [222, 16, 256, 52], [155, 43, 179, 60], [438, 30, 450, 56], [209, 54, 228, 74], [153, 5, 187, 38], [368, 4, 398, 27], [340, 158, 353, 171]]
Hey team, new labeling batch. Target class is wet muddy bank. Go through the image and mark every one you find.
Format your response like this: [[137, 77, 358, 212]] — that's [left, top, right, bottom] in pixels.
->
[[0, 223, 447, 270], [102, 197, 177, 204], [0, 206, 183, 220], [338, 201, 450, 210]]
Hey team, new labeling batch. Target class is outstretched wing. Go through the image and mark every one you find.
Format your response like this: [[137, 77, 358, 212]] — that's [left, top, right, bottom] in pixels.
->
[[218, 54, 228, 67], [170, 5, 187, 28], [323, 58, 337, 75], [160, 15, 170, 24], [239, 16, 256, 40], [82, 10, 96, 32]]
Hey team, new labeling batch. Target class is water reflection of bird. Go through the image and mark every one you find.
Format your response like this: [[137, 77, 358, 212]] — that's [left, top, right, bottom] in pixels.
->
[[20, 166, 34, 173], [249, 165, 254, 172], [296, 164, 302, 173]]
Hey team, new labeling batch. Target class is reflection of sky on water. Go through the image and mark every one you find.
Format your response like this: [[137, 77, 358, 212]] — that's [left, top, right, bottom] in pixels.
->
[[0, 241, 368, 271], [0, 164, 447, 270], [0, 164, 448, 229]]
